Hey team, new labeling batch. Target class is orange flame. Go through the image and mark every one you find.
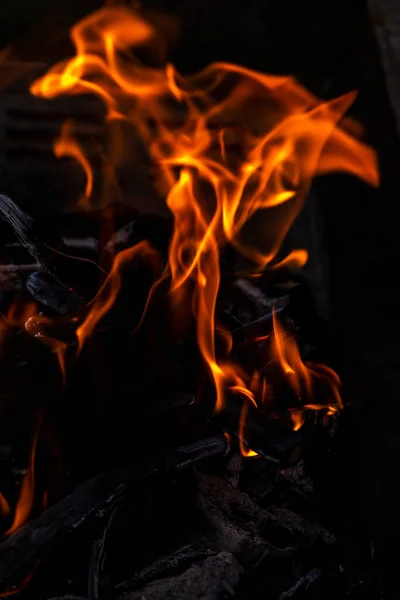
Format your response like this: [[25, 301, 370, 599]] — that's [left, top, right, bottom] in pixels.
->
[[271, 308, 342, 422], [5, 429, 38, 536], [290, 409, 305, 431], [238, 394, 258, 458], [54, 121, 93, 208], [0, 494, 10, 517], [29, 6, 378, 444], [76, 240, 158, 352]]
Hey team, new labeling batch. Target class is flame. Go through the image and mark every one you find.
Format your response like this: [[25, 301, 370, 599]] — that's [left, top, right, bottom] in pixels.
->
[[27, 6, 378, 449], [0, 562, 39, 598], [54, 121, 93, 208], [0, 494, 10, 517], [5, 429, 38, 536], [290, 409, 305, 431], [238, 395, 258, 458], [271, 308, 342, 420], [76, 240, 158, 352]]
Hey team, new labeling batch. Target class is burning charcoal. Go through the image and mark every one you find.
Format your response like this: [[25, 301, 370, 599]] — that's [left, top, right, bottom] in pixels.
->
[[217, 393, 304, 465], [0, 194, 106, 299], [278, 460, 315, 499], [61, 237, 99, 252], [119, 551, 243, 600], [26, 272, 85, 315]]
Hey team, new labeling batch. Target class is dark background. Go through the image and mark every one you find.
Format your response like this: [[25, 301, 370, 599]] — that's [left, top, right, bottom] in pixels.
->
[[0, 0, 398, 593]]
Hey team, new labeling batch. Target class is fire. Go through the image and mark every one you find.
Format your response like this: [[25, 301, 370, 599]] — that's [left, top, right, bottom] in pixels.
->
[[0, 494, 10, 517], [238, 394, 259, 458], [76, 239, 159, 352], [271, 308, 343, 425], [27, 3, 378, 453], [54, 121, 93, 208], [5, 429, 37, 536]]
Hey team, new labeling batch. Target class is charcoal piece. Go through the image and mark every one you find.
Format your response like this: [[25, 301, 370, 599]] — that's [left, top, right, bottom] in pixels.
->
[[217, 394, 303, 465], [0, 263, 39, 294], [117, 545, 216, 591], [278, 460, 315, 499], [0, 435, 228, 591], [0, 194, 105, 299], [119, 551, 243, 600], [265, 506, 335, 546], [27, 272, 86, 315], [197, 473, 334, 551]]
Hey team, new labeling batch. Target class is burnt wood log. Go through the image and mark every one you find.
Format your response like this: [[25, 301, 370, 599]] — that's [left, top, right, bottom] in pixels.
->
[[0, 435, 228, 591], [0, 194, 106, 299]]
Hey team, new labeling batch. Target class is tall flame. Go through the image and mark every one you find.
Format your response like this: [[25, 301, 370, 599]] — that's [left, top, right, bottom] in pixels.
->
[[28, 6, 378, 444]]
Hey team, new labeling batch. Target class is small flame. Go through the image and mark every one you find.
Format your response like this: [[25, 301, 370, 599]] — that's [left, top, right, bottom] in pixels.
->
[[271, 308, 312, 397], [54, 120, 93, 208], [0, 494, 10, 517], [5, 429, 38, 536], [238, 392, 258, 458], [271, 308, 342, 420], [290, 409, 305, 431], [76, 240, 158, 352], [0, 562, 39, 598]]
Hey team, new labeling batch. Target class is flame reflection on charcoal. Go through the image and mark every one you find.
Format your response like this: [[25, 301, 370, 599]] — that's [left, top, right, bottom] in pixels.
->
[[27, 6, 378, 455]]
